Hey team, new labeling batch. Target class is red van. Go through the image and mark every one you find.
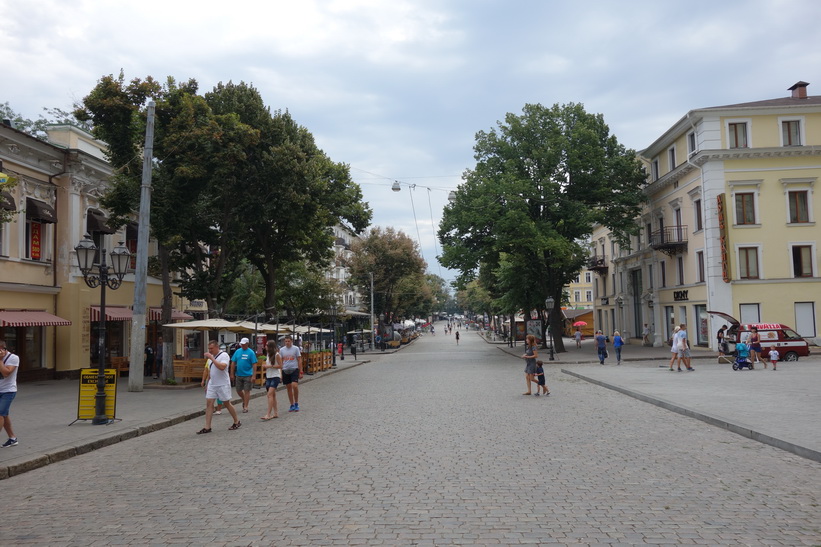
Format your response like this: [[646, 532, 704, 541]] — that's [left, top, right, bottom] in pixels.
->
[[708, 311, 811, 361]]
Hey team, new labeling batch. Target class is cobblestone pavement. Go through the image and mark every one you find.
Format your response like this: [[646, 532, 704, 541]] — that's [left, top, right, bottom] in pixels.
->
[[3, 327, 820, 546]]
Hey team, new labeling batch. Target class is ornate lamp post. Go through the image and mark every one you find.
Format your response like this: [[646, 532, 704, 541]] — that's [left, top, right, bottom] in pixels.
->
[[544, 296, 555, 361], [75, 235, 131, 425]]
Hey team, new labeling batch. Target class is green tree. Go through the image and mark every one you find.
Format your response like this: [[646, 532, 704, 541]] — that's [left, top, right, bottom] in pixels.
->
[[439, 102, 646, 352], [0, 102, 91, 138], [348, 227, 428, 326], [203, 82, 371, 319]]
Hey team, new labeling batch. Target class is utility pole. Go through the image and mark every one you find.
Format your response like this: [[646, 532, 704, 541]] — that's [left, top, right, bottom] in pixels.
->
[[128, 101, 155, 392], [369, 272, 375, 350]]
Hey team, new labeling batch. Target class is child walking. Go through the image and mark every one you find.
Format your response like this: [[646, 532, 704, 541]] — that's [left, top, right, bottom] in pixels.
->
[[767, 346, 779, 371], [533, 360, 550, 396]]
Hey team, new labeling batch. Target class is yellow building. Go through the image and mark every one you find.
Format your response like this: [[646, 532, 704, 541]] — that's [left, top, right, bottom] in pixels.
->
[[0, 122, 187, 381], [591, 81, 820, 348]]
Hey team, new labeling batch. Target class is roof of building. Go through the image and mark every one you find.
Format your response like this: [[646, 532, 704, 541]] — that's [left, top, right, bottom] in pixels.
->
[[702, 95, 821, 110]]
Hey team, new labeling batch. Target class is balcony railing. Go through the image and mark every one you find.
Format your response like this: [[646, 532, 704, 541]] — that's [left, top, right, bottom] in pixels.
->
[[649, 225, 688, 256], [587, 255, 608, 274]]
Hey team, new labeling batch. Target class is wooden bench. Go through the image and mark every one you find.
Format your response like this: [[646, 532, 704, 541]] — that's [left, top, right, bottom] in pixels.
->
[[110, 356, 130, 376], [173, 359, 206, 383]]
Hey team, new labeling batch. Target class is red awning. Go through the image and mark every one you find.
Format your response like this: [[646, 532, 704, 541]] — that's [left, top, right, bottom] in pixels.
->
[[149, 307, 194, 321], [0, 310, 71, 327], [89, 306, 133, 322]]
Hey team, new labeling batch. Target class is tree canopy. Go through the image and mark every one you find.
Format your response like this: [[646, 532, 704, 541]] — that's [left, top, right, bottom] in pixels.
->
[[75, 73, 371, 321], [439, 102, 646, 350], [348, 227, 432, 324]]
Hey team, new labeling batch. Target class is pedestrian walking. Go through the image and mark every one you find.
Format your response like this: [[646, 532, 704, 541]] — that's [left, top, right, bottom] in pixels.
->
[[595, 330, 607, 364], [749, 327, 763, 367], [667, 326, 681, 370], [533, 360, 550, 396], [198, 340, 241, 434], [716, 325, 727, 356], [280, 335, 303, 412], [455, 330, 460, 345], [143, 343, 154, 377], [642, 323, 650, 345], [674, 324, 694, 371], [261, 340, 282, 420], [767, 346, 780, 371], [520, 334, 538, 395], [574, 328, 582, 348], [612, 330, 624, 364], [230, 337, 257, 413], [200, 359, 225, 414], [0, 340, 20, 448]]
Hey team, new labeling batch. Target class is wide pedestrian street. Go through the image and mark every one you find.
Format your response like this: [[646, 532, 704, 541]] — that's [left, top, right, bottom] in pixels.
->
[[3, 326, 820, 546]]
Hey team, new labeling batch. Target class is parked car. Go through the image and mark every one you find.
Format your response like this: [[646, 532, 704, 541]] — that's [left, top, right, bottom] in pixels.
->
[[707, 311, 811, 361]]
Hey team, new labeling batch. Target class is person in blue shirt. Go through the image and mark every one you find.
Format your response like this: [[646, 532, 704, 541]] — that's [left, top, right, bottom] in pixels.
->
[[230, 338, 258, 414], [612, 330, 624, 365]]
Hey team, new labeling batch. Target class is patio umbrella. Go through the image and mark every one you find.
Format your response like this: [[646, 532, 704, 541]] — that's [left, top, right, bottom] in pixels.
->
[[162, 318, 247, 332], [573, 321, 588, 327]]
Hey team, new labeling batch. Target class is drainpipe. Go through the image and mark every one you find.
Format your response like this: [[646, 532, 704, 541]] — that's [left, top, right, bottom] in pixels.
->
[[685, 112, 709, 349], [48, 164, 67, 378]]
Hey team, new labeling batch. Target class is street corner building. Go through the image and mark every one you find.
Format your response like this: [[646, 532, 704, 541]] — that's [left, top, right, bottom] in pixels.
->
[[590, 81, 820, 351]]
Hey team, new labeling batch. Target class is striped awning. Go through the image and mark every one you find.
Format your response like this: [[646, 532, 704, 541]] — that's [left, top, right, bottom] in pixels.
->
[[89, 306, 133, 321], [0, 310, 71, 327], [149, 307, 194, 321]]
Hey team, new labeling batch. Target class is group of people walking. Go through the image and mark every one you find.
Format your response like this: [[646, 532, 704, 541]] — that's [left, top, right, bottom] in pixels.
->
[[197, 335, 304, 435]]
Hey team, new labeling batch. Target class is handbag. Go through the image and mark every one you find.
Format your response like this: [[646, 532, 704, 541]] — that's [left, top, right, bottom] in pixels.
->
[[604, 350, 609, 358]]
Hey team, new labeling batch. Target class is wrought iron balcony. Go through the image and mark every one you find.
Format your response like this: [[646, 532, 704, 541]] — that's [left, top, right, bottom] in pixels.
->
[[587, 255, 608, 274], [650, 225, 688, 257]]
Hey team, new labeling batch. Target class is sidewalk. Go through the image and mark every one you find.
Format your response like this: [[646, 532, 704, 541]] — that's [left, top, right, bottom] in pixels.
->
[[491, 333, 821, 462], [0, 352, 381, 479]]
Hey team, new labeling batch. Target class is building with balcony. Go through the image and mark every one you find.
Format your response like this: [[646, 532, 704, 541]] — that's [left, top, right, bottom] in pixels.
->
[[591, 81, 820, 348]]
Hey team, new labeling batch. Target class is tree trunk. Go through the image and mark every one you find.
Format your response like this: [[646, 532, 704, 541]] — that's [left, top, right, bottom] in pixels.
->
[[159, 244, 176, 381]]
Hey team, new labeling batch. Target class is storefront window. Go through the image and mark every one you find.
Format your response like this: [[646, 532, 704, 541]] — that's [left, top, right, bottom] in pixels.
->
[[0, 326, 44, 371], [695, 305, 708, 346]]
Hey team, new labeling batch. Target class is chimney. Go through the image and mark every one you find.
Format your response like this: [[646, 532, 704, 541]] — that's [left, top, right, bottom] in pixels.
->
[[788, 81, 809, 99]]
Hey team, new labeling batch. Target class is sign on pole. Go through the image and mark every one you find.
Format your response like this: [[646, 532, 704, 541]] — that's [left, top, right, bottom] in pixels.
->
[[77, 369, 118, 421]]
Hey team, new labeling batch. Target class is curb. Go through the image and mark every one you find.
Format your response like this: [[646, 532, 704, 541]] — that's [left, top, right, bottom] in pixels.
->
[[562, 368, 821, 463], [0, 358, 373, 480]]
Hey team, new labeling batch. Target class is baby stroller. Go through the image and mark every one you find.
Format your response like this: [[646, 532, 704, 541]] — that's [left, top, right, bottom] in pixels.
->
[[732, 341, 754, 370]]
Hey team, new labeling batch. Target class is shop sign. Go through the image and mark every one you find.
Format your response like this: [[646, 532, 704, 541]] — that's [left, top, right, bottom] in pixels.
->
[[673, 290, 689, 301], [717, 194, 731, 283], [76, 369, 118, 421], [30, 221, 41, 260]]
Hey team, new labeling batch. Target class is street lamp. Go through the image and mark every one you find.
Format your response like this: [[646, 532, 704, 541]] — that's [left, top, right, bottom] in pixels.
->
[[544, 296, 555, 361], [75, 235, 131, 425], [329, 305, 337, 368]]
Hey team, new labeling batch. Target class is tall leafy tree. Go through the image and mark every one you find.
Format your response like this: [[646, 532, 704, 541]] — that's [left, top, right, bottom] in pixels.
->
[[204, 82, 371, 319], [348, 227, 428, 326], [439, 103, 646, 351]]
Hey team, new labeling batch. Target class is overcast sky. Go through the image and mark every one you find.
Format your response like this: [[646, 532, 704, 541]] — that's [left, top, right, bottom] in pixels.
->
[[3, 0, 820, 285]]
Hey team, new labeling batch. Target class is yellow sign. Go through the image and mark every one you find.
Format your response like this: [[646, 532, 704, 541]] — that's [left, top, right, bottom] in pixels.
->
[[77, 369, 118, 420]]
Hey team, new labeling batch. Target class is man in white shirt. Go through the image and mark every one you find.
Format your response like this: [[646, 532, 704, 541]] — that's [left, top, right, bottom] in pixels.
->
[[198, 340, 241, 434], [0, 340, 20, 447]]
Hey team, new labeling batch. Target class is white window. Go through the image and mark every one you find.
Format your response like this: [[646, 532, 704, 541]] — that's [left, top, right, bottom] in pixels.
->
[[790, 243, 816, 278], [693, 199, 703, 232], [696, 251, 705, 283], [574, 290, 581, 302], [584, 272, 591, 283], [585, 290, 592, 302], [736, 245, 762, 280], [687, 131, 697, 156], [668, 146, 676, 171], [728, 180, 762, 227], [726, 119, 751, 149], [651, 159, 659, 181], [779, 116, 804, 147], [780, 177, 815, 225]]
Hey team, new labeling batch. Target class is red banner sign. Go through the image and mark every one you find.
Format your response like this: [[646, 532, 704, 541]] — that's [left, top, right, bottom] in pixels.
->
[[30, 222, 41, 260]]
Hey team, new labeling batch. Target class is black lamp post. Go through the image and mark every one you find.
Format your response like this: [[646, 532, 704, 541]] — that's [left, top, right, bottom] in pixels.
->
[[330, 305, 337, 368], [544, 296, 555, 361], [75, 235, 131, 425]]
